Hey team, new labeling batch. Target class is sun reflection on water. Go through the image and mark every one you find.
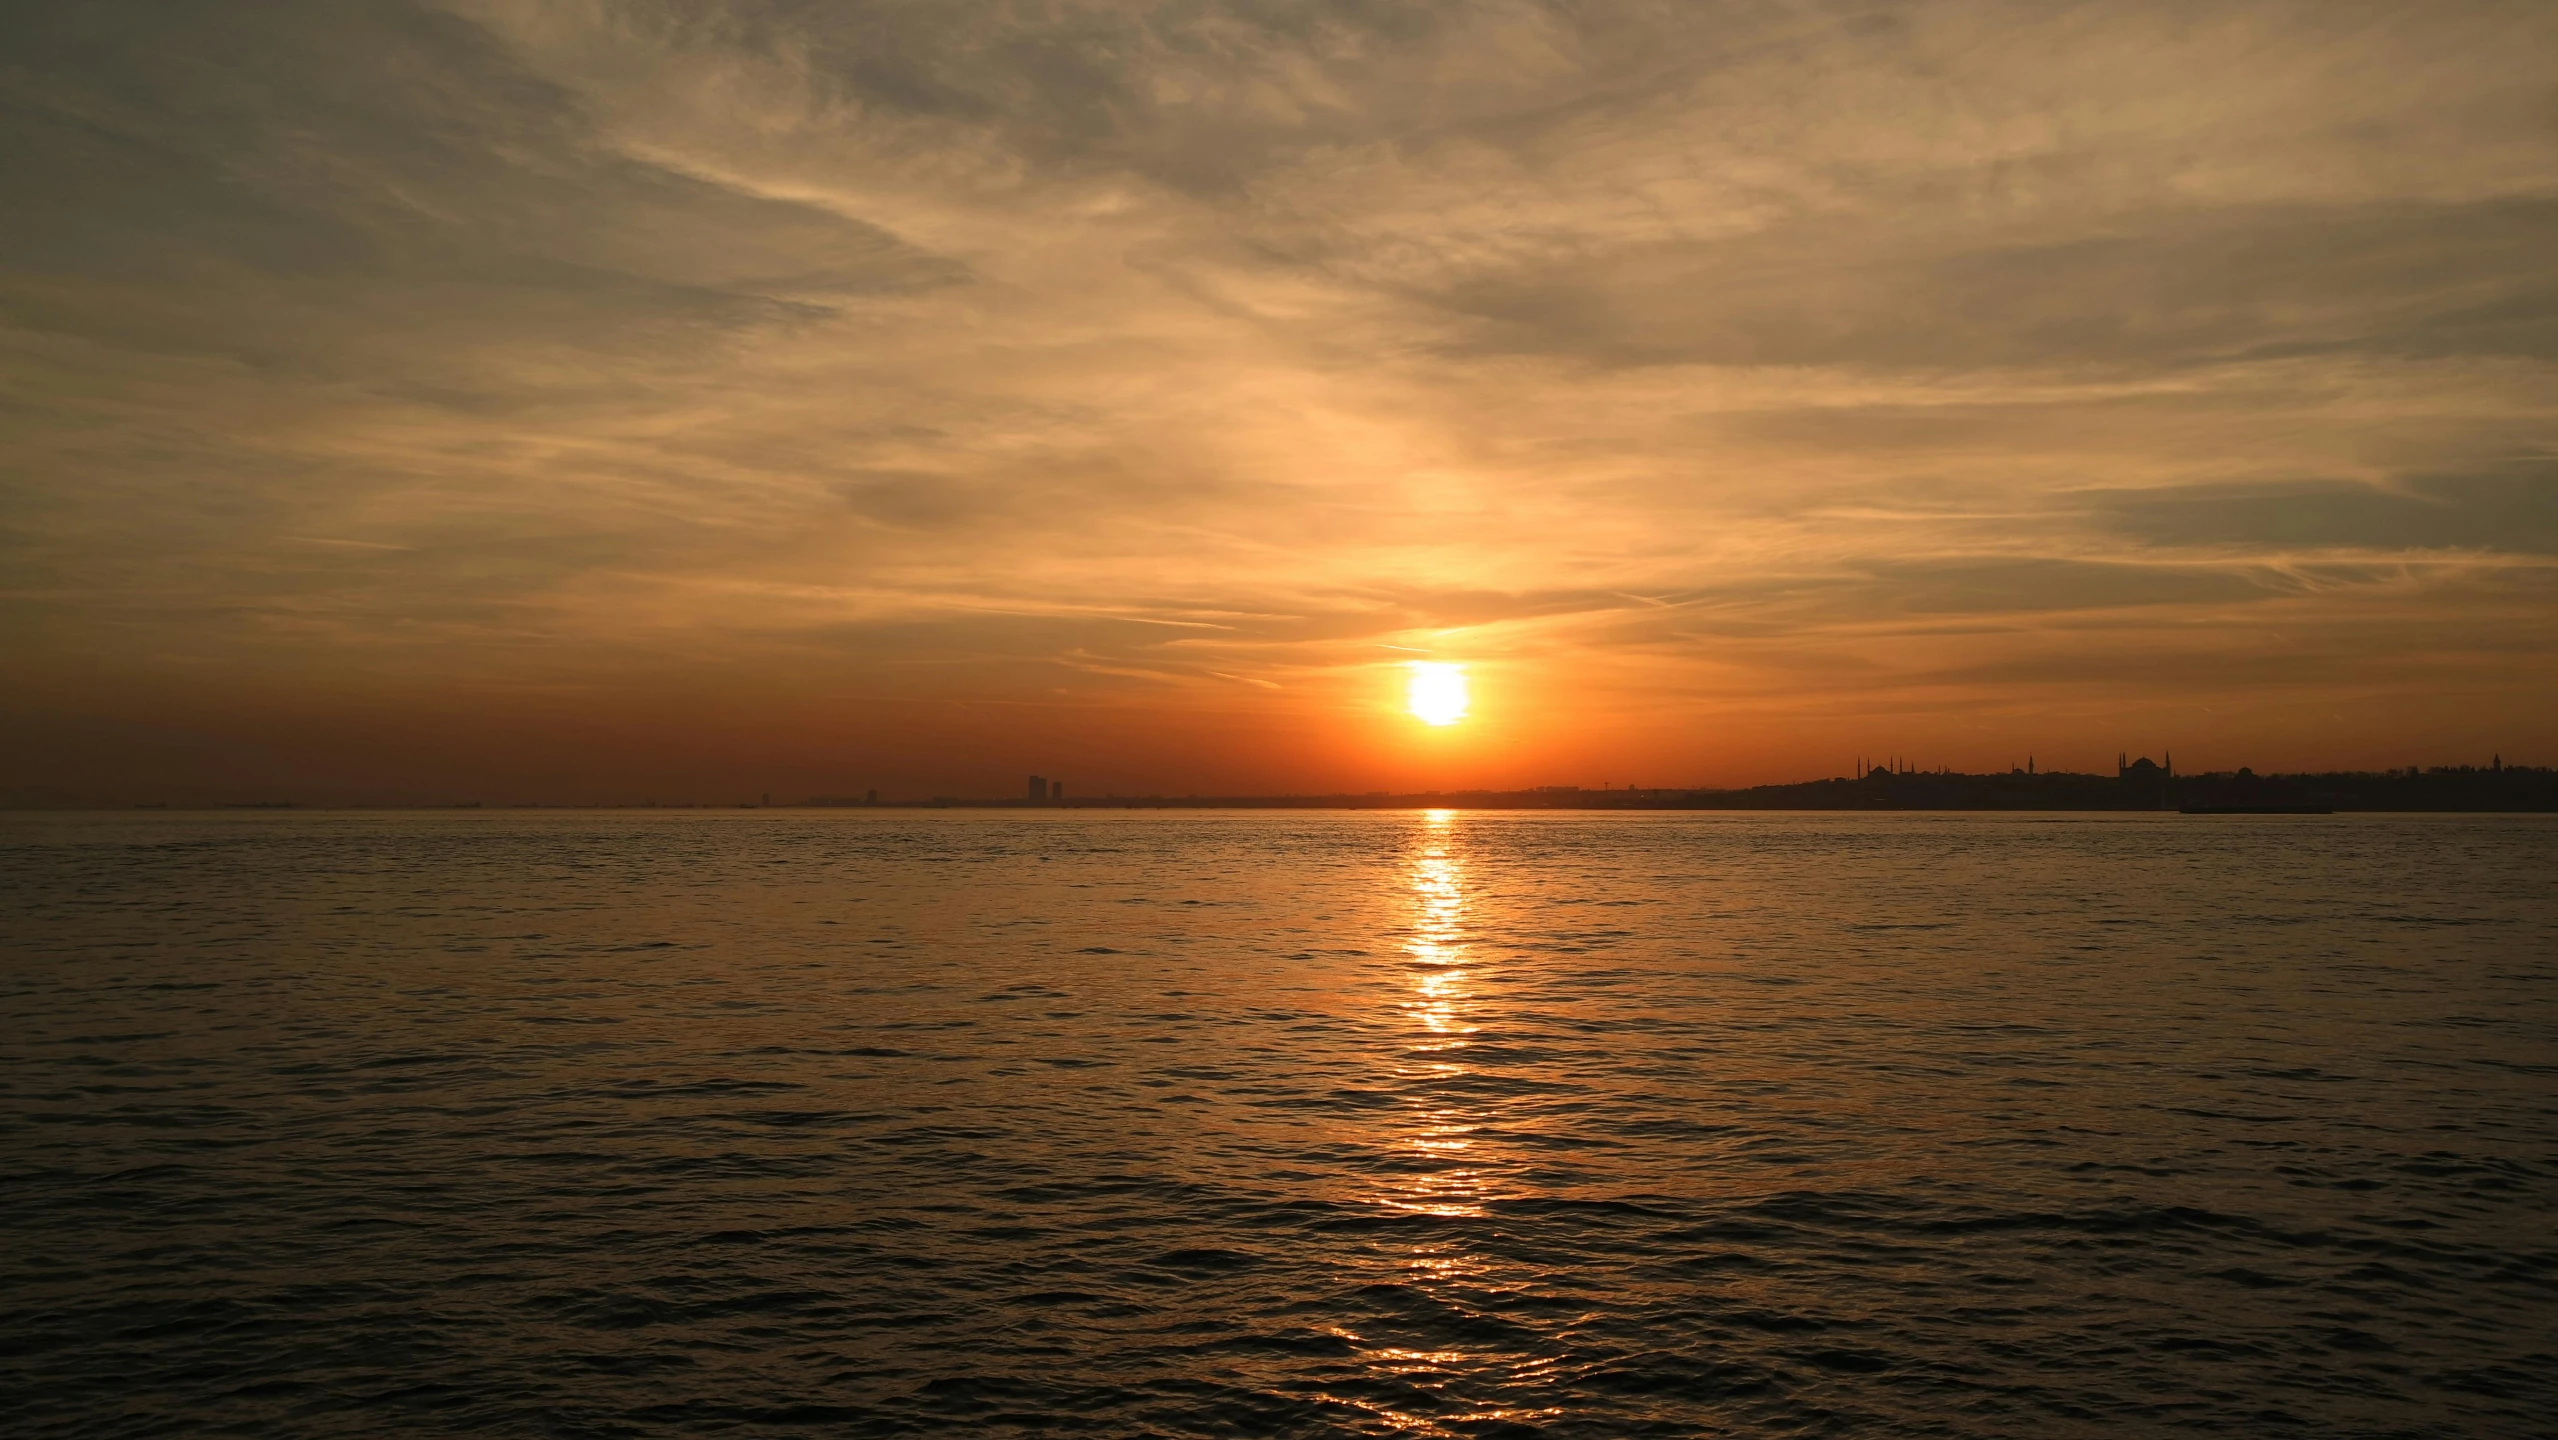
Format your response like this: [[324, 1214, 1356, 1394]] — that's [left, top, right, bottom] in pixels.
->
[[1348, 811, 1568, 1435], [1391, 810, 1488, 1219]]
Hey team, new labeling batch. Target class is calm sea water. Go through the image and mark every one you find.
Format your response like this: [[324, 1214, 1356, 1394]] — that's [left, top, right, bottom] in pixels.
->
[[2, 810, 2552, 1437]]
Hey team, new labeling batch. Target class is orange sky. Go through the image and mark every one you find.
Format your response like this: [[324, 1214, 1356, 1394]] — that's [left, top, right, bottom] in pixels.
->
[[5, 2, 2556, 804]]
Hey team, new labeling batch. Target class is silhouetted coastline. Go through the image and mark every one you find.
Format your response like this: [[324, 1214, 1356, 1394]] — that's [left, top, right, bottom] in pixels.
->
[[877, 760, 2556, 812], [88, 761, 2553, 813]]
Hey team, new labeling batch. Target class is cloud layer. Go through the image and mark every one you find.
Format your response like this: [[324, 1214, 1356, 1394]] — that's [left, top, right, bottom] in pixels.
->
[[4, 0, 2554, 799]]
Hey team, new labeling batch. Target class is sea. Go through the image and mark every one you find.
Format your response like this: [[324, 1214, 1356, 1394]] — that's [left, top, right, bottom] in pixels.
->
[[1, 809, 2551, 1437]]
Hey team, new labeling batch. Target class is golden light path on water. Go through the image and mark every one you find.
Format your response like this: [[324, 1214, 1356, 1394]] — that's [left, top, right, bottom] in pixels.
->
[[1358, 809, 1563, 1435], [1398, 811, 1482, 1219]]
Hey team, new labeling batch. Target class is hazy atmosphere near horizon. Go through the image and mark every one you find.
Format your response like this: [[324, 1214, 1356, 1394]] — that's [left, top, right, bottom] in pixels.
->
[[5, 0, 2555, 803]]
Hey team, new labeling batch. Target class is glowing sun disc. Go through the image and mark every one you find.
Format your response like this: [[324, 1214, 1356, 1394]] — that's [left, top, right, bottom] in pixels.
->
[[1407, 663, 1469, 726]]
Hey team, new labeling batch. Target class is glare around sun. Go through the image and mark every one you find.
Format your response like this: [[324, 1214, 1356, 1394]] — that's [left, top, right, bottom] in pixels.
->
[[1407, 663, 1469, 726]]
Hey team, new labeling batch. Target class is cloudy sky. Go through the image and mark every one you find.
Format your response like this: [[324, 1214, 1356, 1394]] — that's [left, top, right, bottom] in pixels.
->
[[4, 1, 2554, 802]]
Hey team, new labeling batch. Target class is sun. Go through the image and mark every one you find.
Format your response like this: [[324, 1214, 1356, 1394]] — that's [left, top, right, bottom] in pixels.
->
[[1407, 662, 1469, 726]]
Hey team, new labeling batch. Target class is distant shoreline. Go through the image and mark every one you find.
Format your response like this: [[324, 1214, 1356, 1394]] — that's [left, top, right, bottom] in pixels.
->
[[841, 765, 2557, 814], [60, 768, 2544, 813]]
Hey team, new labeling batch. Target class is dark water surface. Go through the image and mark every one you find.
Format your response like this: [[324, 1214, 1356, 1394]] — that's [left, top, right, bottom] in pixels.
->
[[2, 810, 2552, 1437]]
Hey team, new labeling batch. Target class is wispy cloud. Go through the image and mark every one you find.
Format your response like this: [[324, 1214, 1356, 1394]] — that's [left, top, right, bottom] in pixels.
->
[[4, 0, 2554, 796]]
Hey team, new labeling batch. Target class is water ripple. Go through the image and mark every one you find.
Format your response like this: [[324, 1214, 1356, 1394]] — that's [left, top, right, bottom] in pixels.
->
[[1, 809, 2552, 1437]]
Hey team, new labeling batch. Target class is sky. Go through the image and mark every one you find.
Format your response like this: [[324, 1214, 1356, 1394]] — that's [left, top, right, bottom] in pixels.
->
[[4, 1, 2555, 804]]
